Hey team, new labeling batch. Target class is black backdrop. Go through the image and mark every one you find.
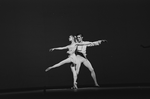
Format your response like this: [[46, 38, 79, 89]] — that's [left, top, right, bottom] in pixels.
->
[[0, 0, 150, 90]]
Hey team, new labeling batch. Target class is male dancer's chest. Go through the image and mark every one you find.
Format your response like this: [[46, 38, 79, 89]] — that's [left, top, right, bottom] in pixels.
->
[[77, 45, 87, 53]]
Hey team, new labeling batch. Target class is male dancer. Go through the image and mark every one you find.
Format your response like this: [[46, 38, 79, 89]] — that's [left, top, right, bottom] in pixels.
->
[[74, 33, 106, 87]]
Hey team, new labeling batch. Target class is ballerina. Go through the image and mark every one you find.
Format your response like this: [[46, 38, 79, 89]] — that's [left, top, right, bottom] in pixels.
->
[[45, 35, 90, 89]]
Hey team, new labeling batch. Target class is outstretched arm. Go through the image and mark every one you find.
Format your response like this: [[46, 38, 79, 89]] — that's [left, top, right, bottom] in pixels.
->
[[75, 41, 100, 46], [49, 46, 68, 51], [87, 40, 107, 47], [75, 42, 92, 46], [93, 40, 107, 45]]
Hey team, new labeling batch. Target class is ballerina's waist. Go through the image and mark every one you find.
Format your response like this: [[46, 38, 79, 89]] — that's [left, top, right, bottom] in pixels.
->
[[67, 51, 74, 54]]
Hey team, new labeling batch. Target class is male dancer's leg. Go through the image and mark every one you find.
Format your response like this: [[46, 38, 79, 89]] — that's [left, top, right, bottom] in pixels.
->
[[82, 58, 99, 86], [75, 55, 83, 75]]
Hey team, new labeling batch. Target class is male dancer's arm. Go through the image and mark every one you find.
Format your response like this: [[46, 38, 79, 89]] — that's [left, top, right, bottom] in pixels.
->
[[83, 40, 107, 47], [91, 40, 107, 46]]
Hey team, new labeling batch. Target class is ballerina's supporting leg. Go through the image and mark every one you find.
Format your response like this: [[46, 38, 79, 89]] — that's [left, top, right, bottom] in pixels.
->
[[70, 64, 78, 89], [45, 58, 71, 72]]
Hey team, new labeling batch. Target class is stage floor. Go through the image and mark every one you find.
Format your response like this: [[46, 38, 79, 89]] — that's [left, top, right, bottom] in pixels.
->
[[0, 86, 150, 99]]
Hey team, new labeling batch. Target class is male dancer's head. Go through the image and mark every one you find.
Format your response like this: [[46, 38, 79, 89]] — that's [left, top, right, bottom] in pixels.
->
[[75, 33, 83, 43]]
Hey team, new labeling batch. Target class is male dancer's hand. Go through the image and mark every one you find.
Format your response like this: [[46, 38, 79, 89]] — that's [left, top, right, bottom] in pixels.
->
[[97, 40, 107, 44], [101, 40, 107, 42]]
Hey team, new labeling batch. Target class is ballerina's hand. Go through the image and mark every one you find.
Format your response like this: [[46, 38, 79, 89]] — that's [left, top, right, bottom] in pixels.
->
[[49, 48, 55, 52]]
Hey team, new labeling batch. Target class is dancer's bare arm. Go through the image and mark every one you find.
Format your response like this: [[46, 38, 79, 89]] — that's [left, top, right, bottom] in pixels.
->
[[86, 40, 107, 47], [49, 46, 69, 51], [92, 40, 107, 46], [76, 42, 91, 46], [76, 42, 97, 46]]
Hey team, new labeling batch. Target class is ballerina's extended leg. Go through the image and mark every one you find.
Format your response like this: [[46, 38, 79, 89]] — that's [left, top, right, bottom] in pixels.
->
[[45, 58, 71, 72]]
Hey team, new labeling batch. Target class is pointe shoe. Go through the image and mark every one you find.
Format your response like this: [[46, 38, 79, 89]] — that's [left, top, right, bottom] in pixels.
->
[[71, 82, 78, 89], [71, 85, 78, 89]]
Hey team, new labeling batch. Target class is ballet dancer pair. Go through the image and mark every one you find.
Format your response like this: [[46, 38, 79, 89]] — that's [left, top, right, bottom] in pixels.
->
[[45, 34, 106, 89]]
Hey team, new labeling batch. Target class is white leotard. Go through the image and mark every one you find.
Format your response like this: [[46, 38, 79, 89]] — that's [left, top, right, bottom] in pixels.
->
[[67, 43, 78, 64]]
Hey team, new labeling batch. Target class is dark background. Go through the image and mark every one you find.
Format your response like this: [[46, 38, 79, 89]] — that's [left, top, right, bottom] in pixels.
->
[[0, 0, 150, 90]]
